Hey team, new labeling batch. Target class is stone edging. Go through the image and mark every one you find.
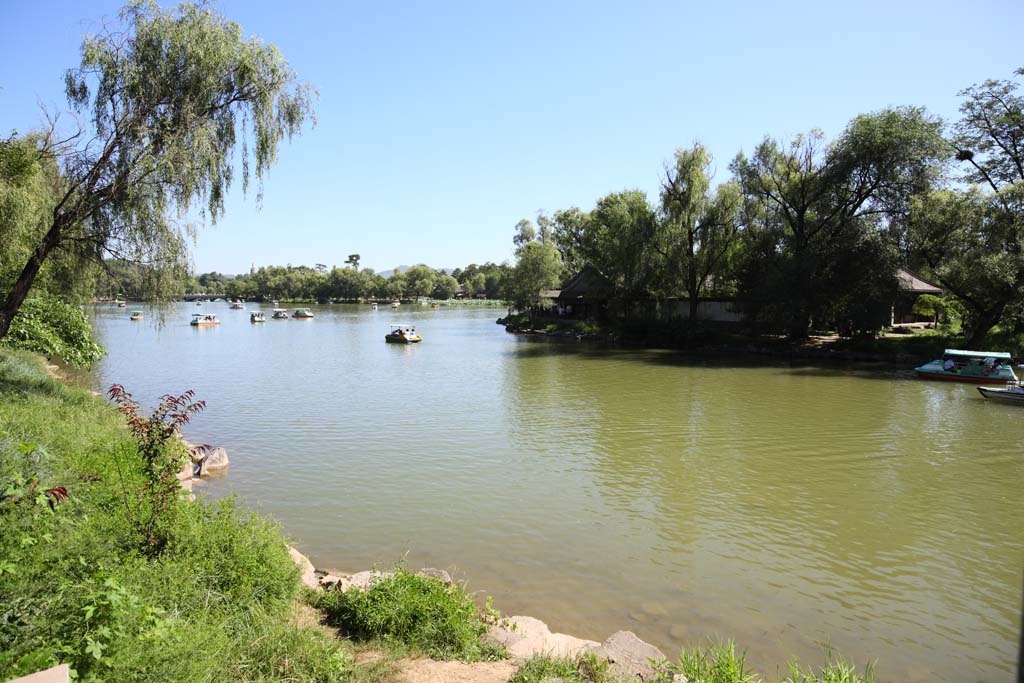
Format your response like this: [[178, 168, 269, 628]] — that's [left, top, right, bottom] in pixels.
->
[[286, 546, 675, 681]]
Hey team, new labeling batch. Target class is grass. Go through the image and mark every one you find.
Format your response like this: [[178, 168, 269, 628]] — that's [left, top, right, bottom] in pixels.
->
[[310, 566, 504, 662], [511, 652, 613, 683], [651, 642, 875, 683], [0, 348, 355, 682], [511, 644, 877, 683]]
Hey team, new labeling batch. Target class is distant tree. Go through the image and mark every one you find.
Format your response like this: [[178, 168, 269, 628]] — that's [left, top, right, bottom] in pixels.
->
[[433, 274, 459, 300], [536, 211, 554, 245], [0, 1, 314, 339], [314, 263, 327, 275], [659, 143, 741, 320], [345, 254, 361, 270], [550, 207, 592, 274], [404, 265, 437, 299], [508, 241, 563, 310], [512, 219, 537, 249], [912, 293, 946, 326], [588, 191, 660, 309], [466, 272, 487, 297]]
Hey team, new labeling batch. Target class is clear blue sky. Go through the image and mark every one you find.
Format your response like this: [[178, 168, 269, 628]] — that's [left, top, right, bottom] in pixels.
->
[[2, 0, 1022, 275]]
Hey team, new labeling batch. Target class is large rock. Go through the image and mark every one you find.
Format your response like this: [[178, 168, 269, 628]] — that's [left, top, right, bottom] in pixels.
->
[[587, 630, 666, 681], [485, 615, 599, 660], [416, 568, 453, 586], [176, 458, 193, 482], [348, 569, 394, 590], [7, 664, 70, 683], [287, 546, 319, 589], [201, 446, 230, 473], [316, 570, 353, 592]]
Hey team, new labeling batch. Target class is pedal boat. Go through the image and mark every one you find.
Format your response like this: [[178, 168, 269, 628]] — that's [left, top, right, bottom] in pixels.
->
[[385, 325, 422, 344], [915, 349, 1017, 384]]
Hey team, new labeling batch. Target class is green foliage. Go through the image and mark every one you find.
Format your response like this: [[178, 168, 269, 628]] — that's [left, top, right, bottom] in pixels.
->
[[508, 240, 564, 309], [911, 293, 944, 320], [107, 384, 206, 555], [662, 641, 757, 683], [1, 0, 316, 342], [659, 144, 742, 311], [1, 297, 104, 367], [783, 654, 875, 683], [732, 108, 944, 337], [512, 652, 613, 683], [433, 273, 460, 300], [312, 567, 501, 662], [0, 348, 351, 682]]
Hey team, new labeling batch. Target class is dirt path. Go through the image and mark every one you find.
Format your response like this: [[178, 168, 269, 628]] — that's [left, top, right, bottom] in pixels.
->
[[395, 658, 515, 683]]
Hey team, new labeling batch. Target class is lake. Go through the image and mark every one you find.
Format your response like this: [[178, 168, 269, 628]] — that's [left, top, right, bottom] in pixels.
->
[[89, 302, 1023, 682]]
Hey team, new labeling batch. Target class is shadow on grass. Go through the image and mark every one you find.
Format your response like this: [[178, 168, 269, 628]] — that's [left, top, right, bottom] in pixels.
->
[[0, 350, 87, 403]]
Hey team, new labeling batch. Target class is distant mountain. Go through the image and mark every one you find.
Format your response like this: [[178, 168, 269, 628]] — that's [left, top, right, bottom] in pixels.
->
[[377, 265, 456, 278]]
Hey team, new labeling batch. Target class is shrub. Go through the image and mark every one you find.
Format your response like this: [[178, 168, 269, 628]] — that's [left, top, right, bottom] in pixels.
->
[[312, 567, 500, 661], [108, 384, 208, 556], [1, 297, 104, 367]]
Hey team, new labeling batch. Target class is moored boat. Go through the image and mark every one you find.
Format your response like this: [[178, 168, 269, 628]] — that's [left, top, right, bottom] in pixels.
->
[[293, 308, 314, 318], [272, 308, 289, 319], [978, 384, 1024, 404], [915, 349, 1017, 384], [385, 325, 422, 344], [250, 312, 265, 323], [130, 311, 143, 321], [190, 313, 220, 327]]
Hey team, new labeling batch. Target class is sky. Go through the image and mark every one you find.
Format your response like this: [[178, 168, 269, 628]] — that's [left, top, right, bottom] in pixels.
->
[[2, 0, 1022, 275]]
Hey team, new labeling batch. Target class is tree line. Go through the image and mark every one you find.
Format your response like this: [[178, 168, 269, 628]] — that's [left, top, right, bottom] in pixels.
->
[[504, 68, 1024, 347], [179, 261, 511, 302]]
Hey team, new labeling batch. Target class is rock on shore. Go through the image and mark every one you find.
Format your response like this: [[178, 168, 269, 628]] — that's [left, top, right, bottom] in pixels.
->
[[485, 615, 599, 659], [287, 548, 672, 681]]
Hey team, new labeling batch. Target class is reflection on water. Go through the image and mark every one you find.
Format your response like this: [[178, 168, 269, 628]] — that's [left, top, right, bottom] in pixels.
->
[[91, 303, 1024, 682]]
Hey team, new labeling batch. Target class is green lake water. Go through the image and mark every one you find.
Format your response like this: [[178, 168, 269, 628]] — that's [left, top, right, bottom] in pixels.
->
[[89, 302, 1023, 682]]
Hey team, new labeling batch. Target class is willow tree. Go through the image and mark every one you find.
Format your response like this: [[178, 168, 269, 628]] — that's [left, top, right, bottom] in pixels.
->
[[658, 144, 741, 321], [0, 0, 315, 339]]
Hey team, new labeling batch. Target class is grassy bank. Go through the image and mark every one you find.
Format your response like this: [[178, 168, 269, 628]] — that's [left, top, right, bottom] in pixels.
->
[[0, 349, 360, 682]]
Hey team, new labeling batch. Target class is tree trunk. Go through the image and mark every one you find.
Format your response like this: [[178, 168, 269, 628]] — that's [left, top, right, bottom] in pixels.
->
[[964, 304, 1006, 349], [687, 267, 699, 323], [0, 217, 64, 340]]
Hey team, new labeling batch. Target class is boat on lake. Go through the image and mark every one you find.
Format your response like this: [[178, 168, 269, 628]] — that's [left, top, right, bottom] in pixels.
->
[[293, 308, 314, 318], [978, 383, 1024, 404], [190, 313, 220, 327], [117, 301, 127, 308], [129, 311, 143, 321], [385, 325, 422, 344], [371, 303, 378, 310], [230, 301, 244, 310], [391, 301, 400, 309], [915, 349, 1018, 384], [250, 312, 265, 323], [272, 308, 289, 319]]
